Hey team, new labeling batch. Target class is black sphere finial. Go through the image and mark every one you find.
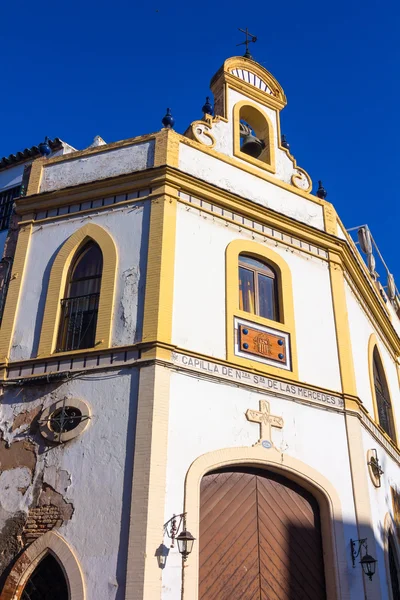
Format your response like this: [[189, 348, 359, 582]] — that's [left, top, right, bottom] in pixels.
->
[[281, 134, 290, 150], [162, 108, 175, 129], [38, 136, 51, 157], [202, 96, 213, 116], [316, 180, 327, 199]]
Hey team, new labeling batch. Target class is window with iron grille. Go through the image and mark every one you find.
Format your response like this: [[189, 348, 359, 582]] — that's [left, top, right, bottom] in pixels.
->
[[0, 185, 20, 231], [57, 242, 103, 352], [373, 347, 396, 442]]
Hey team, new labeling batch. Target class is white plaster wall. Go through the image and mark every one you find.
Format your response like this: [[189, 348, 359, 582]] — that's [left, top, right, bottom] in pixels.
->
[[162, 372, 359, 599], [0, 367, 138, 600], [172, 204, 341, 391], [11, 202, 149, 360], [361, 426, 400, 600], [0, 163, 25, 191], [179, 143, 323, 229], [41, 141, 155, 193]]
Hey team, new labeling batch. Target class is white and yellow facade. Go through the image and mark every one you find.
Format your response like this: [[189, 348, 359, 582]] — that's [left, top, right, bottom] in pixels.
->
[[0, 55, 399, 600]]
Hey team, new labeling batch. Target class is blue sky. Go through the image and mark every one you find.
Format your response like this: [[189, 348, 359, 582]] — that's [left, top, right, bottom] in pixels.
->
[[1, 0, 399, 282]]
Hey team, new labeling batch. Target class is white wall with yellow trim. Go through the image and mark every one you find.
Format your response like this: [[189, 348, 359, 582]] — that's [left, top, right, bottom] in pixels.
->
[[161, 371, 362, 600], [172, 203, 341, 392], [9, 201, 149, 360]]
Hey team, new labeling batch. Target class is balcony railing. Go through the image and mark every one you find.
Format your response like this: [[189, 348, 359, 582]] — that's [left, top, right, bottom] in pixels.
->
[[57, 293, 99, 352]]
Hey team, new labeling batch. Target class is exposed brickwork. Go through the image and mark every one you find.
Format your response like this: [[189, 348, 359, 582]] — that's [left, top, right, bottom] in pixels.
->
[[22, 505, 62, 544]]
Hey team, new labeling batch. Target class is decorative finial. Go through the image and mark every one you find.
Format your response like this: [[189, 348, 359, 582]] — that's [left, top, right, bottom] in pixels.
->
[[38, 136, 51, 157], [316, 180, 327, 199], [237, 28, 257, 60], [281, 134, 290, 150], [162, 108, 175, 129], [202, 97, 213, 116]]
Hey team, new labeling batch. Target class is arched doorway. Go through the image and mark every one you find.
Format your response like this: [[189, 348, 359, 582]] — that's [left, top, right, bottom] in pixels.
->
[[21, 553, 69, 600], [199, 467, 327, 600]]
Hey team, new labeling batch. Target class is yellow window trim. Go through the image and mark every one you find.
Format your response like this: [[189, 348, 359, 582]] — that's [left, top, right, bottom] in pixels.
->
[[226, 239, 298, 378], [38, 223, 118, 356], [368, 333, 398, 443], [233, 99, 276, 174]]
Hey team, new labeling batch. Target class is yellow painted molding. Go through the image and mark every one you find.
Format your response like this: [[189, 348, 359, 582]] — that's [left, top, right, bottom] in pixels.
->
[[38, 223, 118, 356], [154, 127, 179, 168], [26, 158, 45, 196], [324, 204, 338, 235], [17, 169, 162, 216], [0, 224, 32, 361], [368, 333, 398, 444], [142, 196, 177, 346], [329, 251, 357, 396], [210, 56, 287, 113], [125, 364, 171, 600], [232, 99, 276, 174], [225, 239, 298, 379], [184, 446, 348, 600]]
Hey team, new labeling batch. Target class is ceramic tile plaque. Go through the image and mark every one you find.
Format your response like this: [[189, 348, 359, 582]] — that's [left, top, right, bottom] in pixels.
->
[[234, 318, 291, 371]]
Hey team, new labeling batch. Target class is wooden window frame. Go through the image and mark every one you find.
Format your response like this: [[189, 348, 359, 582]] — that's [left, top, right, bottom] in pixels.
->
[[239, 254, 279, 322]]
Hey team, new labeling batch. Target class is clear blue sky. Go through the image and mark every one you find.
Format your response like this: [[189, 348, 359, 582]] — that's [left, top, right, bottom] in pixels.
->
[[1, 0, 399, 282]]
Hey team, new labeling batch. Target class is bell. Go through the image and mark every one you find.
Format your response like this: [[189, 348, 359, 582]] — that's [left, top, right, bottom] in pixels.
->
[[241, 133, 265, 158]]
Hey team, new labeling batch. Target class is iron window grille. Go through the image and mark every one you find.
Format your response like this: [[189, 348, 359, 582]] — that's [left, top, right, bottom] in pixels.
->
[[0, 185, 20, 231], [57, 293, 99, 352]]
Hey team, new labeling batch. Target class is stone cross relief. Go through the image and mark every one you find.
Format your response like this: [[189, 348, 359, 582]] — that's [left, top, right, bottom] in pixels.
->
[[246, 400, 284, 449]]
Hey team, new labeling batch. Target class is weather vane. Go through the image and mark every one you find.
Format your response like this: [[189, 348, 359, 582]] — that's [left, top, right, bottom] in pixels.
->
[[237, 27, 257, 59]]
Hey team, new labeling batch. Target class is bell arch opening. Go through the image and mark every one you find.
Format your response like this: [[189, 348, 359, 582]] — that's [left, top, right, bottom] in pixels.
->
[[237, 104, 272, 165]]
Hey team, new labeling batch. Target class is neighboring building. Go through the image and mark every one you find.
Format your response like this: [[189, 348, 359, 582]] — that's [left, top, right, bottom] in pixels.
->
[[0, 53, 400, 600]]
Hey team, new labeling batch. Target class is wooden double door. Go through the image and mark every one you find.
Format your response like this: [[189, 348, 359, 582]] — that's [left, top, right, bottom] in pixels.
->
[[199, 468, 327, 600]]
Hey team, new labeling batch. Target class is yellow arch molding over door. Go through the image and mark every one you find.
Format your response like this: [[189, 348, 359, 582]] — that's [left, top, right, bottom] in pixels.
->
[[38, 223, 118, 356]]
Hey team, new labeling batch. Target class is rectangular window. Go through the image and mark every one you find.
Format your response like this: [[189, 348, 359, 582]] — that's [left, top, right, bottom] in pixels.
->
[[258, 273, 276, 320], [239, 266, 255, 314], [0, 186, 21, 231]]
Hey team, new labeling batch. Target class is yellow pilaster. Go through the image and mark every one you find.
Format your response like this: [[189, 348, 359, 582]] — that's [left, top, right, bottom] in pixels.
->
[[0, 223, 32, 362], [329, 250, 382, 598], [142, 190, 177, 359], [125, 364, 171, 600]]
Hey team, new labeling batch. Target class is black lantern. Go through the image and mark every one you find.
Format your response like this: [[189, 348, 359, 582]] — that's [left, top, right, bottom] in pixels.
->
[[176, 529, 195, 561], [351, 538, 377, 581], [360, 553, 377, 581]]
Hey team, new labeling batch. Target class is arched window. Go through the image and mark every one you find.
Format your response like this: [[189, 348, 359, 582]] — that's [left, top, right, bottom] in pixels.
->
[[21, 553, 69, 600], [373, 347, 396, 442], [239, 254, 279, 321], [57, 242, 103, 352]]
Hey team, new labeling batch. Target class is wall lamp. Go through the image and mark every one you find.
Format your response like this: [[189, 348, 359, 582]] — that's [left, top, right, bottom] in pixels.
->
[[351, 538, 377, 580], [164, 512, 195, 562]]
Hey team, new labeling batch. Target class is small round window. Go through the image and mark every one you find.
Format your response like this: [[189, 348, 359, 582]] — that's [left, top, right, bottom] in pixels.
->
[[40, 398, 90, 443], [50, 407, 83, 433]]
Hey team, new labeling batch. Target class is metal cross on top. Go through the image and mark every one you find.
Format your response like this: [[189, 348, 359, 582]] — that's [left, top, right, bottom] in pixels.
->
[[246, 400, 284, 448], [237, 27, 257, 59]]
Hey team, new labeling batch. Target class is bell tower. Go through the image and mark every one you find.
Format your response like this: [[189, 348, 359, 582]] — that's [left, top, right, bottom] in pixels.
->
[[186, 54, 312, 192]]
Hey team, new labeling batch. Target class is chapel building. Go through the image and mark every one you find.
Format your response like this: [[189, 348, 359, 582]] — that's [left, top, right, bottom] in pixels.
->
[[0, 53, 400, 600]]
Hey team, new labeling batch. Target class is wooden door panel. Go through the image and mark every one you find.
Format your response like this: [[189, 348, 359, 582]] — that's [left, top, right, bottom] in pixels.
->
[[199, 468, 326, 600]]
